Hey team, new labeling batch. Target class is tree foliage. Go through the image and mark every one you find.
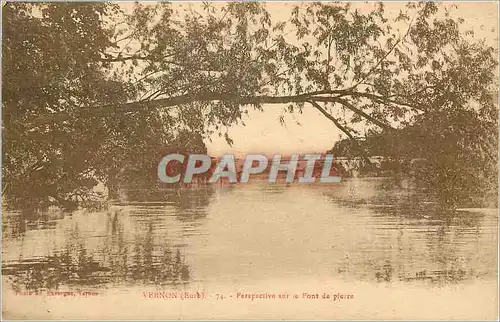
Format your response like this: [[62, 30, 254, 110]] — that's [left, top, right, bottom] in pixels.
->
[[2, 2, 498, 209]]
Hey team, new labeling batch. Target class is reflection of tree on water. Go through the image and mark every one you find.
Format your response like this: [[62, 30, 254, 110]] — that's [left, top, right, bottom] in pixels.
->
[[325, 178, 487, 284], [124, 186, 214, 222], [172, 187, 214, 222], [3, 212, 190, 292], [3, 229, 110, 292], [365, 208, 480, 284], [367, 210, 481, 284], [374, 260, 394, 283], [3, 209, 64, 239], [373, 262, 467, 284], [130, 221, 189, 283]]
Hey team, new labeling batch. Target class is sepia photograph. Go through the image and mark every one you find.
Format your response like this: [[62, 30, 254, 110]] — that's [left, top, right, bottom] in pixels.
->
[[1, 1, 499, 320]]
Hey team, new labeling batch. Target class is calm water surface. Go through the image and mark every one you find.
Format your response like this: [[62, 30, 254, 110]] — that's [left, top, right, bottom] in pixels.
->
[[2, 177, 498, 292]]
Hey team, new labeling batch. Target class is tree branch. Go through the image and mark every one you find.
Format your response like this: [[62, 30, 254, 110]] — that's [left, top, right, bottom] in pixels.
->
[[99, 54, 151, 62], [308, 100, 372, 164], [352, 12, 416, 89], [29, 90, 398, 132], [323, 97, 396, 131]]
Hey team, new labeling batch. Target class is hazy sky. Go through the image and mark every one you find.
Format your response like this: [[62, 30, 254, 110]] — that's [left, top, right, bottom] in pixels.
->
[[205, 2, 498, 156]]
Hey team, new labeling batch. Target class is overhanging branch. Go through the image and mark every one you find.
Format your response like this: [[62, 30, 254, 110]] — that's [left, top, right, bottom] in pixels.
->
[[28, 90, 400, 131], [308, 100, 372, 164]]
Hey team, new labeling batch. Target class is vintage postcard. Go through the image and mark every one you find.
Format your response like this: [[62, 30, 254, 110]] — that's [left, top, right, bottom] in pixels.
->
[[1, 1, 499, 320]]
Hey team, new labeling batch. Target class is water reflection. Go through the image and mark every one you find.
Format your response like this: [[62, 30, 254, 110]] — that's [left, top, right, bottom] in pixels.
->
[[2, 178, 497, 292], [124, 186, 214, 222], [322, 178, 495, 285], [3, 210, 190, 292], [2, 209, 63, 239]]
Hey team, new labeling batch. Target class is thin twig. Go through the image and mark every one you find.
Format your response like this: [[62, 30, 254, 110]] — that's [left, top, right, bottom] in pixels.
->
[[309, 100, 372, 164]]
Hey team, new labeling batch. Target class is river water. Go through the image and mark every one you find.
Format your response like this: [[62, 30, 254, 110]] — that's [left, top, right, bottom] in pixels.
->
[[1, 177, 498, 319]]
